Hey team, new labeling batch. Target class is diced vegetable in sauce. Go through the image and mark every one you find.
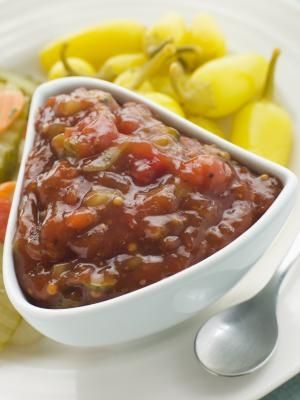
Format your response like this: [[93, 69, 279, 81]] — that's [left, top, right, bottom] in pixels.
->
[[14, 88, 282, 308]]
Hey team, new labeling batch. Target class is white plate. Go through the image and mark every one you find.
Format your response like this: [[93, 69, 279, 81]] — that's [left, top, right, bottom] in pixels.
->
[[0, 0, 300, 399]]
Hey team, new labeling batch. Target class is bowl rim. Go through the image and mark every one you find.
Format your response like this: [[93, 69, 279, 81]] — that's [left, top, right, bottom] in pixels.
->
[[3, 76, 298, 318]]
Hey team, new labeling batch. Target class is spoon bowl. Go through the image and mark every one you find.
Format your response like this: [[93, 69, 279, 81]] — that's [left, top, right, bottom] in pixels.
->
[[195, 294, 279, 376]]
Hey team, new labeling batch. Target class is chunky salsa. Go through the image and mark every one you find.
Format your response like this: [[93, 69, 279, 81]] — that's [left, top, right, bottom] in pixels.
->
[[14, 88, 282, 308]]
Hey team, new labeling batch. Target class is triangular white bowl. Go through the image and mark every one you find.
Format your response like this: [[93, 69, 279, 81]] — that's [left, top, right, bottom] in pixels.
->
[[3, 77, 298, 347]]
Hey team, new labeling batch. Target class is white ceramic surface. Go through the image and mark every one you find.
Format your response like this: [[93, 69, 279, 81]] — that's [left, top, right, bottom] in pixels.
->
[[4, 77, 297, 346], [1, 0, 300, 398]]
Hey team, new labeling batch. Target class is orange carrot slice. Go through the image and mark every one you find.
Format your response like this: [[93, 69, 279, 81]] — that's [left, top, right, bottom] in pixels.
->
[[0, 199, 11, 242], [0, 88, 25, 134], [0, 181, 16, 200]]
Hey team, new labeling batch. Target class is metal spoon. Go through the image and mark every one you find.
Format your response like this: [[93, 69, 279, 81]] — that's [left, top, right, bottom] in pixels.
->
[[194, 231, 300, 377]]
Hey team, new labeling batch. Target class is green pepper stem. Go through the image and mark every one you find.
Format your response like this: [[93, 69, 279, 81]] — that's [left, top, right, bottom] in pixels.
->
[[176, 45, 201, 56], [176, 45, 202, 71], [130, 43, 177, 90], [263, 48, 281, 99], [60, 43, 79, 76], [169, 61, 188, 102], [147, 39, 173, 57]]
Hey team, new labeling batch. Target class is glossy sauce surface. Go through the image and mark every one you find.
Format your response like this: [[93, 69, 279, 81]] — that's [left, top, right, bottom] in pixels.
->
[[14, 88, 282, 308]]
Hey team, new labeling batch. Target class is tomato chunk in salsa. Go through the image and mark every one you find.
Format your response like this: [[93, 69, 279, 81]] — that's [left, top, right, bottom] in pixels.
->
[[14, 88, 282, 308]]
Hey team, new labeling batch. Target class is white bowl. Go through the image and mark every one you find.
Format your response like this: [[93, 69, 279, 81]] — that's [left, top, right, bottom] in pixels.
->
[[3, 77, 298, 347]]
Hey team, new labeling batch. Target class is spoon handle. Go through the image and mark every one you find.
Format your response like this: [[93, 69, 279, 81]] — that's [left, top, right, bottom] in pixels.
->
[[268, 231, 300, 295]]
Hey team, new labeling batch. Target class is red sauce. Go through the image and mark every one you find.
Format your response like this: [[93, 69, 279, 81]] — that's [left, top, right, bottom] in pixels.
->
[[14, 88, 282, 308]]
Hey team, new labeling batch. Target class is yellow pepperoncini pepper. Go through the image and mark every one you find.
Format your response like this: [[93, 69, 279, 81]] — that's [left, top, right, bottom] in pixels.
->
[[169, 53, 268, 118], [98, 53, 147, 81], [142, 92, 185, 117], [231, 49, 292, 166]]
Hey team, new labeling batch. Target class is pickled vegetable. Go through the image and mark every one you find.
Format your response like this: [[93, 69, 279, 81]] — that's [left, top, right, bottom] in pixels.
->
[[115, 44, 176, 90], [150, 74, 179, 100], [114, 69, 138, 88], [0, 192, 40, 347], [40, 20, 145, 71], [0, 199, 11, 242], [188, 115, 225, 137], [48, 57, 96, 79], [231, 49, 292, 166], [0, 69, 38, 96], [0, 86, 28, 182], [143, 12, 186, 54], [0, 181, 15, 242], [0, 181, 16, 199], [10, 319, 42, 346], [0, 88, 25, 134], [143, 92, 184, 116], [0, 118, 24, 182], [114, 69, 153, 92], [0, 246, 3, 289], [176, 45, 203, 72], [0, 259, 40, 347], [0, 245, 22, 348], [183, 14, 226, 62], [170, 54, 268, 117], [98, 53, 147, 81], [0, 289, 21, 348]]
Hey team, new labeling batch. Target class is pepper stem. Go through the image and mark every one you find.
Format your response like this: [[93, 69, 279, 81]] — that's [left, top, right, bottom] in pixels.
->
[[176, 45, 201, 55], [130, 43, 177, 90], [263, 48, 281, 99], [60, 43, 79, 76], [147, 39, 173, 57], [169, 61, 188, 102]]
